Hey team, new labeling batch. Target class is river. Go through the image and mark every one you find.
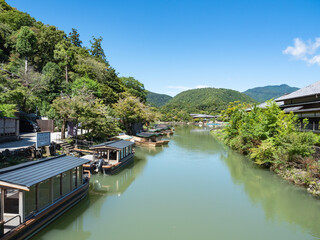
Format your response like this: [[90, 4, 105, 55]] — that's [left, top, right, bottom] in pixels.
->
[[33, 126, 320, 240]]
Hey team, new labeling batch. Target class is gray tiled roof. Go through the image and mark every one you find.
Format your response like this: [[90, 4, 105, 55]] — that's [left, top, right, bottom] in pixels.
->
[[275, 81, 320, 101], [0, 155, 89, 188], [136, 132, 160, 138], [91, 140, 134, 150], [246, 101, 283, 111]]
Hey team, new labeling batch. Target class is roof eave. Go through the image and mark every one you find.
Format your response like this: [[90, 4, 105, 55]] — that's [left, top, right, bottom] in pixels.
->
[[0, 180, 30, 191]]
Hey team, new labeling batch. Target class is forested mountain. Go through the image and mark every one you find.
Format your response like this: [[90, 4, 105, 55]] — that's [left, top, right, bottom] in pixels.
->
[[243, 84, 299, 102], [160, 88, 256, 120], [0, 0, 155, 139], [146, 91, 172, 107]]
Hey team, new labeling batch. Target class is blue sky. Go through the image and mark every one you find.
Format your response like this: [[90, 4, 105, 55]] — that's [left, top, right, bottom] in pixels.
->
[[7, 0, 320, 96]]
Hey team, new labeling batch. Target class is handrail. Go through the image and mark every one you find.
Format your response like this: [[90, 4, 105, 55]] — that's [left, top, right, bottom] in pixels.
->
[[4, 214, 21, 225]]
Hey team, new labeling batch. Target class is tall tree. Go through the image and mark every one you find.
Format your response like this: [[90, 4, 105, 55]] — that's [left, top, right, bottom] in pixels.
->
[[33, 25, 66, 70], [113, 94, 158, 134], [120, 76, 147, 102], [54, 40, 75, 82], [68, 28, 82, 47], [16, 26, 37, 75], [90, 36, 106, 63]]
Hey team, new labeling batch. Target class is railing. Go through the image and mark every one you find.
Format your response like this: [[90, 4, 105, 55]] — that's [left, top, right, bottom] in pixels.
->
[[4, 214, 21, 225]]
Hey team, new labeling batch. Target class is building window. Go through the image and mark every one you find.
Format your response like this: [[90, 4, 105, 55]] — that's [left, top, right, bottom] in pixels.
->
[[38, 179, 51, 210], [25, 185, 36, 217]]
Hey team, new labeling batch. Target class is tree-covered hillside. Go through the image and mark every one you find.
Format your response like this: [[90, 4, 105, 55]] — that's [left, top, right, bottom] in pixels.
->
[[146, 91, 172, 107], [0, 0, 157, 139], [161, 88, 256, 120], [243, 84, 299, 102]]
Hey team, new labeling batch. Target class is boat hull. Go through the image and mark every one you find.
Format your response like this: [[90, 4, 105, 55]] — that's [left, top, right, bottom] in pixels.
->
[[3, 183, 89, 240], [102, 154, 134, 175]]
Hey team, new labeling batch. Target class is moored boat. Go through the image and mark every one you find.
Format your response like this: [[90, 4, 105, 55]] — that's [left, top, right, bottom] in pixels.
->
[[90, 140, 135, 175], [133, 132, 169, 147], [0, 155, 90, 240]]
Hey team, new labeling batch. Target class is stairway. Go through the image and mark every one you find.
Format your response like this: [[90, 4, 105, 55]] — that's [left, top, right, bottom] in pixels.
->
[[59, 141, 74, 154]]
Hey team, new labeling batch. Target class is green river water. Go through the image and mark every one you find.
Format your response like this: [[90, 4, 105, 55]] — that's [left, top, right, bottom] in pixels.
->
[[33, 126, 320, 240]]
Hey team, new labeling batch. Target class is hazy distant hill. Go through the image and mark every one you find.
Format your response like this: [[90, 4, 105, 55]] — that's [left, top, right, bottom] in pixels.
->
[[243, 84, 299, 102], [146, 91, 173, 107], [162, 88, 256, 114]]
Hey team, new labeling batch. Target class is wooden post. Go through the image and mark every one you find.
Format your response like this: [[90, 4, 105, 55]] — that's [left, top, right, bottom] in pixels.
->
[[69, 170, 72, 192], [0, 188, 4, 222], [116, 151, 119, 162], [313, 121, 316, 131], [107, 150, 110, 161], [19, 191, 24, 222], [49, 178, 53, 203], [36, 184, 39, 211], [0, 188, 4, 237]]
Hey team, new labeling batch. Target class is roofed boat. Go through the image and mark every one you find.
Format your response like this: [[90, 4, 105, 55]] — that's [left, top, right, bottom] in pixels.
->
[[90, 140, 135, 175], [133, 132, 169, 147], [0, 155, 90, 240]]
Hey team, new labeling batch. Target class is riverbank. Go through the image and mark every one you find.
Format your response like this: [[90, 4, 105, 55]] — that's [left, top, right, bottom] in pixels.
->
[[211, 128, 320, 198]]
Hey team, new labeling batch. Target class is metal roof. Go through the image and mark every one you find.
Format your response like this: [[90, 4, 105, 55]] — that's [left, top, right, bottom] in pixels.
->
[[91, 140, 134, 150], [246, 101, 284, 112], [275, 81, 320, 101], [283, 106, 303, 113], [136, 132, 159, 138], [0, 155, 90, 189]]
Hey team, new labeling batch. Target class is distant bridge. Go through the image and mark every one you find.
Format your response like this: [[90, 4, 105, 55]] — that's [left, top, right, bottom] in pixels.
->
[[190, 114, 220, 119]]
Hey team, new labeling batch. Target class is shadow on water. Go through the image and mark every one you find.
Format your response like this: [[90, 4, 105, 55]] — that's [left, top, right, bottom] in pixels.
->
[[32, 145, 165, 239], [215, 133, 320, 238]]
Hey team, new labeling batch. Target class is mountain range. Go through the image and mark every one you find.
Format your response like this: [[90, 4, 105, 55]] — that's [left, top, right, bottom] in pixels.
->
[[147, 84, 299, 109], [243, 84, 299, 102]]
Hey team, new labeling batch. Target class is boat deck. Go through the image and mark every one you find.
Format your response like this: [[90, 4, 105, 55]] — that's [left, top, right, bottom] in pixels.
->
[[4, 214, 20, 234]]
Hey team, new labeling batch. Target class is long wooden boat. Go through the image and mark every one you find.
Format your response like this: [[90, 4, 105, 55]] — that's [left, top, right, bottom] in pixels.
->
[[133, 132, 170, 147], [0, 155, 90, 240], [90, 140, 135, 175]]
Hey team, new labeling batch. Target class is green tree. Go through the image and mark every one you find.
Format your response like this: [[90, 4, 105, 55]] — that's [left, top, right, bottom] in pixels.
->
[[16, 26, 37, 75], [0, 104, 16, 117], [68, 28, 82, 47], [71, 76, 101, 97], [33, 25, 66, 70], [113, 94, 158, 134], [90, 36, 106, 63], [40, 62, 63, 102], [120, 76, 147, 102], [54, 40, 75, 82]]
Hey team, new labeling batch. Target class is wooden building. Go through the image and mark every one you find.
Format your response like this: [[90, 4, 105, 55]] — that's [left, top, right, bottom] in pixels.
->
[[0, 155, 90, 239], [275, 80, 320, 132]]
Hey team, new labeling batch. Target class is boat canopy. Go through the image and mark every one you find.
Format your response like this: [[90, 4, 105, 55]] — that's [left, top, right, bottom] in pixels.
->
[[0, 155, 89, 191], [136, 132, 161, 138], [90, 140, 134, 150]]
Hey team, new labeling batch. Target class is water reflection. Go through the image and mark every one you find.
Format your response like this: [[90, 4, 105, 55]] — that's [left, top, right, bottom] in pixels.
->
[[220, 138, 320, 238], [33, 146, 165, 240]]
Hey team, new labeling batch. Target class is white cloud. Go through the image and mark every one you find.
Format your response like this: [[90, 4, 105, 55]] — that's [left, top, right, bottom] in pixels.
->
[[308, 55, 320, 66], [283, 38, 307, 59], [283, 37, 320, 65]]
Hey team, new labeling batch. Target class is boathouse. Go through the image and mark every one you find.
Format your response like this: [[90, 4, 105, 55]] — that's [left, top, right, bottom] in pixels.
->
[[0, 155, 90, 239], [275, 80, 320, 132]]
